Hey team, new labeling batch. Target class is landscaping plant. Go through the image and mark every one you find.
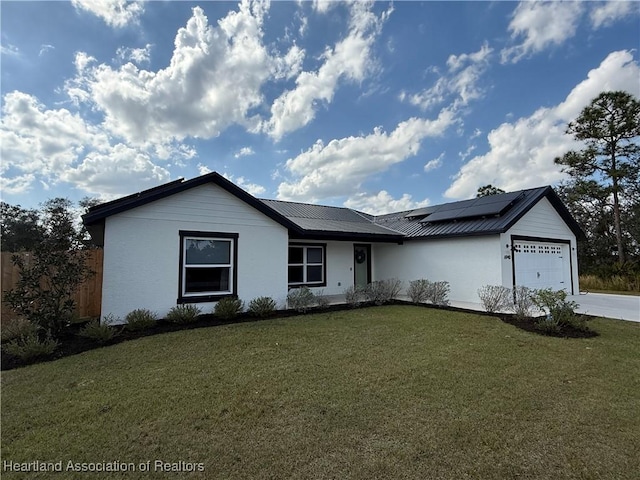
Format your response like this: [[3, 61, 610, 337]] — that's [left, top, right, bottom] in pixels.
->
[[124, 309, 157, 331], [165, 304, 202, 324], [477, 285, 512, 313], [214, 297, 244, 320], [426, 281, 450, 306], [287, 287, 315, 313], [407, 279, 431, 304], [247, 297, 277, 318]]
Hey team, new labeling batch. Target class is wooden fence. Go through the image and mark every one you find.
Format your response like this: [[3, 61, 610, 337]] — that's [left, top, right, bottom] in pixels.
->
[[1, 250, 103, 324]]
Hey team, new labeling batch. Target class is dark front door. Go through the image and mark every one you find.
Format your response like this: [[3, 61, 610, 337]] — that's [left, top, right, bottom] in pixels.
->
[[354, 244, 371, 287]]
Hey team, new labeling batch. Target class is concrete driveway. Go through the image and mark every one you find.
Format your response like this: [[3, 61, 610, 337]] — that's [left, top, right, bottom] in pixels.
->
[[569, 293, 640, 322]]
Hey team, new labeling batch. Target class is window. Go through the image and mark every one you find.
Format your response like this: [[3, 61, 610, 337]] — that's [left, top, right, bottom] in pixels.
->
[[288, 244, 325, 286], [178, 231, 238, 302]]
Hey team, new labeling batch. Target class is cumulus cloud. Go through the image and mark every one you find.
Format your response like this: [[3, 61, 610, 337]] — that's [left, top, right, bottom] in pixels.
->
[[423, 153, 444, 172], [116, 44, 152, 64], [234, 147, 255, 158], [501, 2, 584, 64], [445, 50, 640, 199], [277, 107, 456, 202], [262, 1, 393, 140], [0, 91, 172, 195], [71, 0, 145, 28], [406, 42, 492, 111], [344, 190, 429, 215], [65, 2, 303, 146], [590, 1, 636, 29], [221, 173, 266, 196]]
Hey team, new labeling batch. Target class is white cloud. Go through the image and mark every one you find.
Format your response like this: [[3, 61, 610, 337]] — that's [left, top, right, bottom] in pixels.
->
[[277, 107, 456, 202], [445, 50, 640, 199], [198, 164, 213, 176], [407, 42, 492, 111], [262, 1, 393, 140], [234, 147, 255, 158], [116, 44, 152, 64], [501, 2, 584, 64], [66, 2, 302, 146], [221, 173, 266, 196], [1, 44, 20, 57], [458, 144, 476, 161], [0, 174, 35, 195], [0, 91, 173, 196], [344, 190, 429, 215], [590, 1, 635, 29], [39, 44, 55, 57], [71, 0, 145, 28], [423, 153, 444, 172]]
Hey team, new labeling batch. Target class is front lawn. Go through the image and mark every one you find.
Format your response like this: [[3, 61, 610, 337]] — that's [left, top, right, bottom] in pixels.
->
[[2, 306, 639, 479]]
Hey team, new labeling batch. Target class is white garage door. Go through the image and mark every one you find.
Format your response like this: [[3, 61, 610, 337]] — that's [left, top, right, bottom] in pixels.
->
[[514, 241, 570, 291]]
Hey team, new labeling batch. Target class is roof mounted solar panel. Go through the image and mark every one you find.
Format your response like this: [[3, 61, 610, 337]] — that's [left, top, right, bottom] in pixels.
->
[[404, 205, 438, 219], [421, 191, 525, 223]]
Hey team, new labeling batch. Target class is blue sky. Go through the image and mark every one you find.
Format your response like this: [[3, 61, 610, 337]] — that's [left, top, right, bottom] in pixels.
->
[[1, 1, 639, 214]]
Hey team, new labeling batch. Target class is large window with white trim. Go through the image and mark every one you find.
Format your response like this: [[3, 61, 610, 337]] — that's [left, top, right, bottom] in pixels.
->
[[288, 244, 326, 287], [179, 231, 238, 302]]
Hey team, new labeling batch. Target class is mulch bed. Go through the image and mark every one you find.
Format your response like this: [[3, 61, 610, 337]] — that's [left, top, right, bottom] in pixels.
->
[[1, 302, 598, 371]]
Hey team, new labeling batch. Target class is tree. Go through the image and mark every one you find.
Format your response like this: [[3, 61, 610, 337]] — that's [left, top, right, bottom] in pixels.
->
[[3, 198, 95, 335], [476, 185, 506, 197], [0, 203, 44, 252], [555, 91, 640, 264]]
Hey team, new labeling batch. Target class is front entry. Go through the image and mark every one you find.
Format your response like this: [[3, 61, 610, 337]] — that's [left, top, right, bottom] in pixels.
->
[[354, 244, 371, 287]]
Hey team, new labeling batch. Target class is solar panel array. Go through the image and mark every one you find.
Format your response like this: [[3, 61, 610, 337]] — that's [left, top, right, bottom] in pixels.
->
[[404, 191, 525, 223]]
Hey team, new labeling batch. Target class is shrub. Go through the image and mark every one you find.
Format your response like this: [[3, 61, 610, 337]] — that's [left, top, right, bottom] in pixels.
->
[[214, 297, 244, 320], [287, 287, 315, 313], [314, 290, 331, 309], [125, 308, 157, 331], [344, 285, 364, 308], [513, 286, 536, 319], [364, 278, 403, 305], [78, 317, 118, 343], [1, 317, 39, 342], [166, 304, 201, 324], [3, 332, 59, 362], [534, 315, 561, 334], [478, 285, 512, 313], [247, 296, 277, 318], [407, 279, 431, 304], [426, 281, 450, 306], [531, 288, 580, 327]]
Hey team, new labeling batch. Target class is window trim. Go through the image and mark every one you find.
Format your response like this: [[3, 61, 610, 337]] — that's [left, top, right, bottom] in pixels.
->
[[178, 231, 239, 303], [288, 243, 327, 287]]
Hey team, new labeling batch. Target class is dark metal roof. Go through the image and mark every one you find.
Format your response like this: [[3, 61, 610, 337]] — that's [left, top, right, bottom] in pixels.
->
[[259, 199, 404, 238], [375, 186, 585, 239], [82, 172, 584, 246]]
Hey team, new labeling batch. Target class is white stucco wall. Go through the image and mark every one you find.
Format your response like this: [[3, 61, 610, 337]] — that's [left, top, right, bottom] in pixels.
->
[[291, 240, 357, 296], [502, 197, 579, 293], [374, 236, 502, 304], [101, 184, 289, 322]]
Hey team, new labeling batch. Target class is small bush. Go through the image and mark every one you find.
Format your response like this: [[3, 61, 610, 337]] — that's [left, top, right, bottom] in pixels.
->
[[513, 286, 536, 319], [478, 285, 512, 313], [314, 290, 331, 309], [287, 287, 315, 313], [247, 296, 277, 318], [534, 315, 561, 334], [407, 279, 430, 304], [364, 278, 403, 305], [1, 318, 39, 342], [531, 288, 579, 327], [214, 297, 244, 320], [426, 281, 450, 306], [78, 317, 118, 343], [125, 309, 157, 331], [344, 285, 365, 308], [3, 332, 59, 362], [166, 304, 201, 324]]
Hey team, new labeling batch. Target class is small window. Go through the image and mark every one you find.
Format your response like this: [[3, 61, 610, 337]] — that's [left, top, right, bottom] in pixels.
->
[[179, 231, 238, 302], [288, 244, 325, 287]]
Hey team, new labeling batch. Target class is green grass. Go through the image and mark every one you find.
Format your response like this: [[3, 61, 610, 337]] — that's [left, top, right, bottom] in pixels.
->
[[580, 274, 639, 294], [2, 306, 639, 479]]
